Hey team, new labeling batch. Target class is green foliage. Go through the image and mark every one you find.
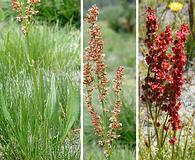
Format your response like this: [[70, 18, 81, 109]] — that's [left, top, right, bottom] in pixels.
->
[[100, 5, 126, 33], [186, 37, 195, 69], [139, 130, 195, 160], [84, 0, 135, 9], [119, 91, 136, 147], [100, 3, 136, 33], [0, 8, 5, 21], [37, 0, 80, 27], [84, 0, 119, 9], [0, 0, 80, 27], [0, 22, 80, 74], [0, 23, 80, 159], [84, 145, 135, 160]]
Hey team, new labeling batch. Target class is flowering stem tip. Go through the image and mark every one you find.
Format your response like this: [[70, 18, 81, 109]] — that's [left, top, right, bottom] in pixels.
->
[[84, 5, 124, 159], [142, 7, 189, 148]]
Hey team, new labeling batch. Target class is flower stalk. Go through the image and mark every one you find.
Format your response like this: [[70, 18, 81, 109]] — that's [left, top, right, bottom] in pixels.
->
[[84, 5, 124, 159], [12, 0, 41, 110], [141, 7, 189, 159]]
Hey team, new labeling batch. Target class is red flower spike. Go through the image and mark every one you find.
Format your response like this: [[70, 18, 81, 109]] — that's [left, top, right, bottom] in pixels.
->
[[142, 7, 190, 143]]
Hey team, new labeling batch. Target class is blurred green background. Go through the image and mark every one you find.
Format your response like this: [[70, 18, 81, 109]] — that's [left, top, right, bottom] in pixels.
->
[[0, 0, 80, 27], [84, 0, 136, 159], [84, 0, 136, 33]]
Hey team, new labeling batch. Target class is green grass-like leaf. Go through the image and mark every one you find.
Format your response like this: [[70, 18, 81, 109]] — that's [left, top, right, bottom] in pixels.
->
[[0, 22, 80, 159]]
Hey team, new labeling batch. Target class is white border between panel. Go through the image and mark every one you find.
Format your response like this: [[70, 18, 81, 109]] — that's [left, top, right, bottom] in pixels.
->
[[80, 0, 84, 159], [136, 0, 139, 160]]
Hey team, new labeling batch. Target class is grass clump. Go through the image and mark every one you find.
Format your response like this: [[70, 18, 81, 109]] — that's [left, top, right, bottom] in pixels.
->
[[0, 21, 80, 159]]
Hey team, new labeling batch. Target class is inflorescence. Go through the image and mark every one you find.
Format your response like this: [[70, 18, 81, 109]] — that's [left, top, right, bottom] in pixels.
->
[[141, 7, 189, 145], [12, 0, 40, 34], [84, 5, 124, 158]]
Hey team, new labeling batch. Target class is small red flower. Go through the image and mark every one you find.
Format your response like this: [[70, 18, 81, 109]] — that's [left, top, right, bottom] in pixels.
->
[[27, 0, 40, 4], [142, 7, 189, 144], [156, 122, 161, 127], [163, 126, 169, 131], [169, 137, 177, 145], [161, 61, 170, 70], [12, 0, 21, 10]]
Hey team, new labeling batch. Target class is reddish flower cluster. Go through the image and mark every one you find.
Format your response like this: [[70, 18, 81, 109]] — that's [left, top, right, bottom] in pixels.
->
[[165, 24, 189, 132], [107, 66, 124, 146], [85, 88, 103, 136], [83, 5, 104, 138], [84, 5, 124, 158], [12, 0, 22, 11], [99, 68, 124, 159], [142, 7, 189, 144], [11, 0, 40, 34], [169, 137, 177, 145], [85, 4, 109, 101], [27, 0, 40, 4], [114, 66, 124, 96]]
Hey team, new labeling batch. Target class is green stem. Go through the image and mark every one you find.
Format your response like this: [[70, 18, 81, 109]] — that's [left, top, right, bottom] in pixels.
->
[[97, 82, 107, 135], [182, 131, 189, 159], [25, 33, 41, 111], [171, 144, 175, 160], [146, 104, 153, 160], [150, 106, 159, 148], [176, 128, 182, 159], [160, 113, 169, 147], [161, 126, 169, 147]]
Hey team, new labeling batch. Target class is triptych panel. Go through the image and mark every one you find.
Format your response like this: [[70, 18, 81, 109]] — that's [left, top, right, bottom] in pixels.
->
[[0, 0, 194, 160]]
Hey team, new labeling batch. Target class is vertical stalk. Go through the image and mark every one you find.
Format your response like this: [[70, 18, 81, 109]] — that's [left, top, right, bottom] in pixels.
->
[[176, 128, 182, 159], [171, 131, 176, 160], [97, 82, 107, 132], [187, 0, 195, 71], [182, 129, 189, 159], [171, 144, 175, 160], [160, 113, 168, 147], [145, 101, 153, 159], [25, 33, 41, 111]]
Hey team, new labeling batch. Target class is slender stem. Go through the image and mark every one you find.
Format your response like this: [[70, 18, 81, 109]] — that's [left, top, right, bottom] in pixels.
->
[[171, 144, 175, 160], [171, 131, 177, 160], [182, 130, 189, 159], [160, 113, 169, 147], [24, 33, 41, 112], [24, 33, 31, 67], [176, 128, 182, 159], [147, 101, 159, 147], [161, 124, 169, 147], [146, 103, 153, 159], [97, 79, 107, 137]]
